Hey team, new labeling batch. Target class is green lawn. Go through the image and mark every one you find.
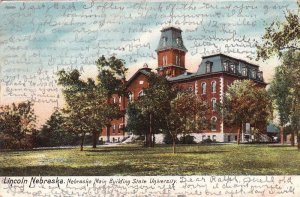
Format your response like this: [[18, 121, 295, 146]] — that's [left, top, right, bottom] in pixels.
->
[[0, 144, 299, 176]]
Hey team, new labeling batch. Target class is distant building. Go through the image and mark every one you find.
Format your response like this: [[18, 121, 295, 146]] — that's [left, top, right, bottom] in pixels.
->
[[100, 26, 267, 143]]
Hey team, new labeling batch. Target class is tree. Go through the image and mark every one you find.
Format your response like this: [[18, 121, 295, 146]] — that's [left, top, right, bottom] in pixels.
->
[[0, 101, 36, 149], [36, 110, 80, 147], [57, 69, 120, 151], [220, 80, 272, 144], [136, 73, 177, 147], [165, 92, 208, 153], [256, 3, 299, 60], [126, 102, 149, 137], [269, 66, 293, 144]]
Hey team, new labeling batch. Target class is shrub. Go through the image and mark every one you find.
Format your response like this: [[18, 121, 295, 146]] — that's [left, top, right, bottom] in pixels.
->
[[163, 132, 179, 144], [179, 134, 196, 144]]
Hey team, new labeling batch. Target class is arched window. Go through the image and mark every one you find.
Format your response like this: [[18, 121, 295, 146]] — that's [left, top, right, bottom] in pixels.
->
[[176, 55, 179, 65], [211, 81, 216, 93], [212, 98, 217, 111], [201, 82, 206, 94], [211, 117, 217, 131]]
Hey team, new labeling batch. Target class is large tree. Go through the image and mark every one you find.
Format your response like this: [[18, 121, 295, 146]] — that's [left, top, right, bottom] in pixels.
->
[[165, 92, 208, 153], [0, 101, 36, 149], [36, 110, 80, 147], [135, 73, 177, 147], [220, 80, 272, 144], [57, 69, 120, 151]]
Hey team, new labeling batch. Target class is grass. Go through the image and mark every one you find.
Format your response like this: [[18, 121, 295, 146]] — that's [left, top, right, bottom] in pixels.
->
[[0, 144, 299, 176]]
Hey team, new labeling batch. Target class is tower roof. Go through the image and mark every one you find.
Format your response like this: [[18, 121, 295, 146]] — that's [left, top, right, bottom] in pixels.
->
[[156, 26, 188, 52]]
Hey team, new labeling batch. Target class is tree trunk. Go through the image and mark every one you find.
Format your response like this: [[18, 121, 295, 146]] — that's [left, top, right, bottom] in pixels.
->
[[80, 133, 86, 151], [172, 137, 176, 154], [297, 131, 300, 151], [237, 125, 241, 145], [291, 131, 295, 146], [149, 113, 153, 147], [280, 126, 284, 145], [92, 131, 99, 148]]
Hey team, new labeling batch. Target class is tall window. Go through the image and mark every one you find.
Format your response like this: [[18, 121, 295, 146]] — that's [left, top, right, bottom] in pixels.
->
[[112, 125, 116, 133], [223, 61, 228, 71], [206, 61, 212, 73], [211, 117, 217, 131], [212, 98, 217, 111], [128, 92, 134, 102], [176, 55, 179, 65], [201, 82, 206, 94], [242, 67, 247, 76], [211, 81, 216, 93], [252, 70, 256, 79], [163, 37, 167, 47], [163, 56, 167, 65], [230, 64, 235, 73]]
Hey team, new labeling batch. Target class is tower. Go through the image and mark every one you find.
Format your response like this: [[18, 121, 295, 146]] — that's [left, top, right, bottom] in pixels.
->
[[156, 26, 188, 77]]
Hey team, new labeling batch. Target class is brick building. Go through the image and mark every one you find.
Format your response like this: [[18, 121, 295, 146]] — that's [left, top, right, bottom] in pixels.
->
[[100, 26, 267, 143]]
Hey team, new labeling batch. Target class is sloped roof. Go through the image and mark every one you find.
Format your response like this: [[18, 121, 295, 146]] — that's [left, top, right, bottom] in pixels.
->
[[126, 68, 152, 87]]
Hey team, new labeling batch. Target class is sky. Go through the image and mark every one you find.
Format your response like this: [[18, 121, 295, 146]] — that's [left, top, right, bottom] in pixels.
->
[[0, 0, 298, 126]]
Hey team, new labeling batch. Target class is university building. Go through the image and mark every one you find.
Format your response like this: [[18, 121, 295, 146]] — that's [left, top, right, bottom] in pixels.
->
[[101, 26, 266, 143]]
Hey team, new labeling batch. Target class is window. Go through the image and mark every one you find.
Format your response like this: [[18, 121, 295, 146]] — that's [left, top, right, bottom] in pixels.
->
[[212, 98, 217, 111], [211, 117, 217, 131], [176, 37, 181, 45], [117, 125, 120, 133], [112, 125, 116, 133], [119, 96, 122, 103], [139, 80, 144, 85], [211, 81, 216, 93], [206, 61, 212, 73], [128, 92, 134, 102], [176, 55, 179, 65], [113, 97, 116, 103], [223, 61, 228, 71], [201, 82, 206, 94], [163, 56, 167, 65], [138, 90, 144, 97], [242, 67, 247, 76], [257, 71, 263, 80], [252, 70, 256, 79], [163, 37, 167, 47], [230, 64, 235, 73]]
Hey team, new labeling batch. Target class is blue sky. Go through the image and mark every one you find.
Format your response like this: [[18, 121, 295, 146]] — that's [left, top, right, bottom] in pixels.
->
[[0, 0, 298, 125]]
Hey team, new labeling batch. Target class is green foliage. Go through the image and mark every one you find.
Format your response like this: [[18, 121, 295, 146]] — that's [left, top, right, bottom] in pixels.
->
[[35, 110, 80, 147], [125, 103, 149, 136], [256, 4, 300, 60], [179, 134, 196, 144], [0, 101, 36, 149], [219, 80, 273, 143], [163, 132, 179, 144]]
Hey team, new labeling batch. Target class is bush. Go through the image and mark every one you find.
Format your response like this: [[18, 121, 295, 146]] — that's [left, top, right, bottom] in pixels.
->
[[163, 132, 179, 144], [179, 134, 196, 144], [201, 138, 213, 144]]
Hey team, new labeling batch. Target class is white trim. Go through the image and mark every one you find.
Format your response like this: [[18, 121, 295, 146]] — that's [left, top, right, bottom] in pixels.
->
[[211, 80, 217, 93], [220, 77, 224, 133], [201, 82, 206, 95]]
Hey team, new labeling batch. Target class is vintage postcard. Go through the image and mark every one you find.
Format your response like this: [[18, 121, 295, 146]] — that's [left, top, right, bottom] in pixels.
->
[[0, 0, 300, 196]]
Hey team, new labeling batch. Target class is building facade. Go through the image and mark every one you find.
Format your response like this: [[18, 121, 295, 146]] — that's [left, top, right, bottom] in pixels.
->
[[100, 26, 267, 143]]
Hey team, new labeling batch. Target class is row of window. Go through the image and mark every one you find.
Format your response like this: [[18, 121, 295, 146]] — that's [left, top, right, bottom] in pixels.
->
[[162, 55, 181, 66], [201, 81, 217, 94], [205, 61, 263, 80], [112, 124, 124, 134]]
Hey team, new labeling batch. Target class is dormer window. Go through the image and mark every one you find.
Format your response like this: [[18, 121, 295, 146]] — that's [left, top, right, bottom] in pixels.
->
[[138, 90, 145, 97], [206, 61, 212, 73], [230, 64, 236, 73], [242, 67, 247, 76], [163, 37, 167, 47], [176, 37, 181, 45], [257, 71, 263, 80], [223, 61, 229, 72], [252, 70, 256, 79]]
